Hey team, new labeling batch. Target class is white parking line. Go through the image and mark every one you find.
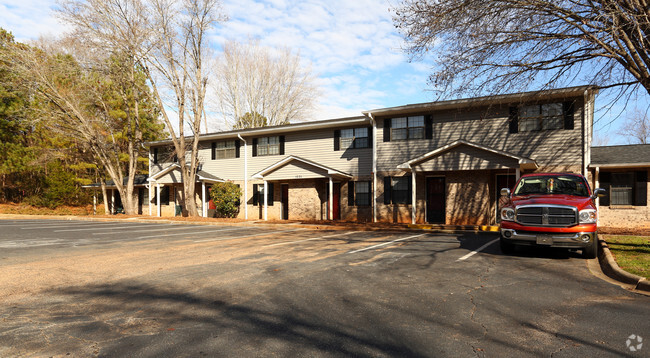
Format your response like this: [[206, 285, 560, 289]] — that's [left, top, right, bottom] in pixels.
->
[[347, 233, 427, 254], [456, 238, 500, 261], [92, 224, 183, 235], [136, 227, 245, 240], [21, 222, 124, 229], [263, 231, 355, 247], [54, 223, 156, 232], [54, 224, 163, 232], [193, 228, 305, 243]]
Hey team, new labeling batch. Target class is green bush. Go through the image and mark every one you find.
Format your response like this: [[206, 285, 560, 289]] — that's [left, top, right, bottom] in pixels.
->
[[209, 181, 242, 218]]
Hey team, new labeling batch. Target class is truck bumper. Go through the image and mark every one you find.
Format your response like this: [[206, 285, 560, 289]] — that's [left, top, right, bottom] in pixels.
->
[[500, 228, 597, 249]]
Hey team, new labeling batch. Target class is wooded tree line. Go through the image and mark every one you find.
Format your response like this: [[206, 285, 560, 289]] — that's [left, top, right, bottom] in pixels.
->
[[0, 0, 319, 216]]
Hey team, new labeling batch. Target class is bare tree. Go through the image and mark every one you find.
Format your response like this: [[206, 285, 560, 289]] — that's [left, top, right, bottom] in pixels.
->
[[56, 0, 156, 214], [144, 0, 225, 216], [619, 107, 650, 144], [213, 39, 320, 129], [57, 0, 226, 217], [8, 38, 159, 215], [393, 0, 650, 99]]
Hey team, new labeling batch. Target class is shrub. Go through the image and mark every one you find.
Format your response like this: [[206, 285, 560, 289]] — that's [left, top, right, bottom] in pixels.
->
[[209, 181, 242, 218]]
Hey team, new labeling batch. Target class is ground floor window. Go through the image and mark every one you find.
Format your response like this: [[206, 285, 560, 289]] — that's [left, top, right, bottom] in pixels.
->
[[348, 181, 371, 206], [384, 176, 412, 204], [599, 171, 647, 206], [153, 186, 170, 205], [253, 183, 274, 206]]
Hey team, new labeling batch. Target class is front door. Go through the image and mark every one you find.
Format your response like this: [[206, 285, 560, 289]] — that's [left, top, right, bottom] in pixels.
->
[[426, 177, 445, 224], [333, 183, 341, 220], [281, 184, 289, 220]]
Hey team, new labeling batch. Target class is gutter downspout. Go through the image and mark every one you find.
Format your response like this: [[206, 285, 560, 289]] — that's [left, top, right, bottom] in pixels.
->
[[368, 112, 377, 223], [238, 134, 248, 220]]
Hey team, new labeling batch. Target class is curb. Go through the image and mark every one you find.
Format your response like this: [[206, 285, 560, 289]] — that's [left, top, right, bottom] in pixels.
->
[[0, 214, 502, 235], [598, 239, 649, 292]]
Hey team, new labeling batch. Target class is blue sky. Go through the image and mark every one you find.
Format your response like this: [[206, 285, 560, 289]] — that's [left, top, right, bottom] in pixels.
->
[[0, 0, 646, 144]]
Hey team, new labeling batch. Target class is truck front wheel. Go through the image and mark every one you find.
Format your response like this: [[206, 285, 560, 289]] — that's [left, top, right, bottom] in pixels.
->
[[500, 237, 515, 255], [582, 236, 598, 259]]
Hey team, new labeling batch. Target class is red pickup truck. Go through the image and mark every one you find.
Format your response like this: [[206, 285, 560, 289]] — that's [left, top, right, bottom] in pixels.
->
[[499, 173, 606, 259]]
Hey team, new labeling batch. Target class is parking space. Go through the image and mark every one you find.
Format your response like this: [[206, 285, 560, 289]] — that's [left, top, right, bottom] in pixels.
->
[[1, 218, 647, 357], [0, 219, 495, 260]]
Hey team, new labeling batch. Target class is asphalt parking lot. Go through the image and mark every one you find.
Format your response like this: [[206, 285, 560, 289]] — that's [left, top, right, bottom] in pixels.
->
[[0, 218, 648, 357]]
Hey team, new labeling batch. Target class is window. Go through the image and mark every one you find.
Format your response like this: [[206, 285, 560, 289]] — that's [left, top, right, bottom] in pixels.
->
[[348, 181, 371, 206], [153, 148, 158, 164], [391, 116, 424, 141], [610, 173, 634, 205], [153, 186, 170, 205], [518, 103, 564, 132], [384, 176, 412, 204], [595, 171, 647, 207], [253, 183, 274, 206], [213, 140, 236, 160], [256, 136, 281, 156], [339, 128, 369, 149]]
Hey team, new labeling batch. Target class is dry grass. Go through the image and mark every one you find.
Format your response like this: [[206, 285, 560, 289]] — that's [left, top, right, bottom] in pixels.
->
[[0, 203, 101, 216]]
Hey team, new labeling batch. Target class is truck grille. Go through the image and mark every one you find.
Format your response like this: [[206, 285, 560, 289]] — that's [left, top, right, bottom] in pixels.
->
[[515, 205, 577, 227]]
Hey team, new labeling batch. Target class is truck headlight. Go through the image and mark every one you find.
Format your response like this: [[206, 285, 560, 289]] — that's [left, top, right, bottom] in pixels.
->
[[501, 207, 515, 221], [579, 209, 597, 224]]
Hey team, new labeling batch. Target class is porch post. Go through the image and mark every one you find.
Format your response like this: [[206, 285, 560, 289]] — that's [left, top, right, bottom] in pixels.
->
[[202, 181, 207, 217], [264, 180, 268, 221], [156, 183, 161, 217], [516, 168, 521, 181], [411, 171, 417, 224], [148, 183, 152, 216], [329, 176, 334, 220]]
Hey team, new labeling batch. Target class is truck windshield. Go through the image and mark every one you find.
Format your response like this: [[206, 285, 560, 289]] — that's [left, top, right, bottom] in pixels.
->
[[513, 175, 590, 197]]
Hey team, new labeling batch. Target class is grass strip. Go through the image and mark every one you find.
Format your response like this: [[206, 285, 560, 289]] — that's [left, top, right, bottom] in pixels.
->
[[605, 235, 650, 280]]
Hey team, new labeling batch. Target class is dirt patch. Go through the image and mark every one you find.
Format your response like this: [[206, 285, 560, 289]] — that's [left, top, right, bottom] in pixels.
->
[[599, 226, 650, 236]]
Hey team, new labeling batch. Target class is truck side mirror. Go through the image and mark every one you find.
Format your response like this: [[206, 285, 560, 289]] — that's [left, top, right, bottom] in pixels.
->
[[500, 188, 511, 197], [592, 188, 606, 199]]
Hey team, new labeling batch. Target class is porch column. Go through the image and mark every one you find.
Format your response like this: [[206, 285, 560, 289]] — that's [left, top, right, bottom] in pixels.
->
[[411, 171, 417, 224], [516, 168, 521, 181], [263, 180, 268, 221], [111, 189, 115, 215], [202, 181, 207, 217], [148, 183, 152, 216], [156, 183, 161, 217], [329, 176, 334, 220]]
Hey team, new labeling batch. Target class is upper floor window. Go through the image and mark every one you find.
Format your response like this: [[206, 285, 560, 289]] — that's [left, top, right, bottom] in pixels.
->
[[337, 127, 369, 150], [519, 103, 563, 131], [212, 140, 236, 160], [253, 136, 284, 157], [381, 115, 428, 142], [510, 101, 574, 133], [153, 148, 158, 164]]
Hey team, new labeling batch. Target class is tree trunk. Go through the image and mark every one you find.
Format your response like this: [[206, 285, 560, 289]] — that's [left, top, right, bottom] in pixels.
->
[[100, 181, 109, 215]]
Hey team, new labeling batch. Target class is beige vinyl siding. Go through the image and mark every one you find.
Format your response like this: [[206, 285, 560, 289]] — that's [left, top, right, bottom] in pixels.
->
[[412, 145, 520, 172], [264, 161, 329, 180], [195, 126, 372, 180], [377, 101, 584, 171]]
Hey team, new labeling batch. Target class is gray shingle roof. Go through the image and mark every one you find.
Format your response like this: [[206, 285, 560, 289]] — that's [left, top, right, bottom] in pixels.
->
[[591, 144, 650, 165]]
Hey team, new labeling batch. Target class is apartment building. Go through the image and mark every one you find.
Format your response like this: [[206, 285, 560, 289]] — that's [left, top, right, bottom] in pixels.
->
[[144, 86, 598, 225]]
